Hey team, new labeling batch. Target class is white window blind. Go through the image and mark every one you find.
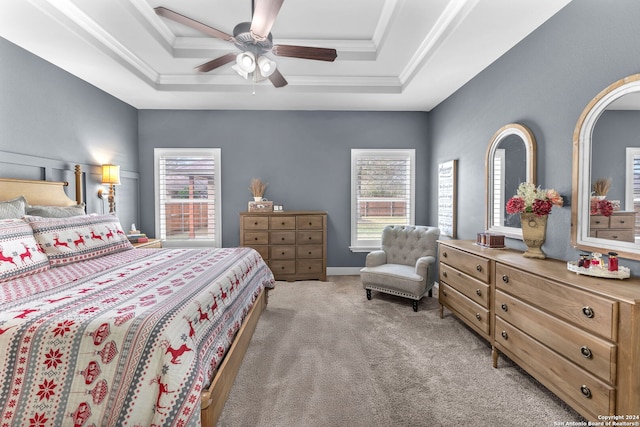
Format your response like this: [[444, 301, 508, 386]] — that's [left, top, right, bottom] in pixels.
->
[[350, 149, 415, 251], [154, 148, 221, 248]]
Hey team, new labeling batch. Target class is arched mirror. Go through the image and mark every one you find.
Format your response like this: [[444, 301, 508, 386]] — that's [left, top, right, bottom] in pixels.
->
[[485, 123, 537, 239], [572, 73, 640, 260]]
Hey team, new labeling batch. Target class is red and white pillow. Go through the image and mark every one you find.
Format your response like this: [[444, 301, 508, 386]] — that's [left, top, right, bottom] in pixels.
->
[[25, 214, 133, 266], [0, 218, 50, 282]]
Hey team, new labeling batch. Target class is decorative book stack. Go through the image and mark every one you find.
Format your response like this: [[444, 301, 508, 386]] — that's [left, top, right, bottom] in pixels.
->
[[127, 231, 148, 244]]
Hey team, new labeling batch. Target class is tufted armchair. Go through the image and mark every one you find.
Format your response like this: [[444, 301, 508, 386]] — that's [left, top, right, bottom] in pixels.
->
[[360, 225, 440, 312]]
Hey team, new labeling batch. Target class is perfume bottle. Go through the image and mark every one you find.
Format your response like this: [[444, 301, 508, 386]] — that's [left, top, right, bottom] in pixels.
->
[[578, 254, 589, 268], [608, 252, 619, 272], [590, 252, 603, 269]]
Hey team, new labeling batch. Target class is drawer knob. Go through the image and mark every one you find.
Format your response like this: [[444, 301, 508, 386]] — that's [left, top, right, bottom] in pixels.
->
[[308, 237, 312, 240], [475, 313, 481, 320], [580, 346, 593, 359], [501, 331, 508, 340], [476, 289, 481, 296], [254, 222, 258, 225], [281, 222, 285, 225], [281, 237, 285, 241], [476, 265, 482, 272], [502, 275, 509, 283], [308, 251, 312, 255], [254, 237, 258, 241], [442, 290, 447, 297], [308, 222, 312, 226], [443, 252, 448, 258], [501, 303, 508, 312], [281, 251, 285, 255], [443, 271, 448, 278], [580, 385, 592, 399], [582, 306, 595, 318], [594, 220, 601, 225]]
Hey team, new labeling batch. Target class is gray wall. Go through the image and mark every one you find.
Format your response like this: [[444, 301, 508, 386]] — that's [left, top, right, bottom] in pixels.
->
[[4, 0, 640, 271], [0, 37, 140, 229], [430, 0, 640, 271], [138, 110, 430, 267]]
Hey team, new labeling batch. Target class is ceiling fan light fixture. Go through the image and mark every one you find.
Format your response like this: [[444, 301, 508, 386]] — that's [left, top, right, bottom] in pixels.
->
[[236, 52, 256, 73], [258, 55, 277, 77]]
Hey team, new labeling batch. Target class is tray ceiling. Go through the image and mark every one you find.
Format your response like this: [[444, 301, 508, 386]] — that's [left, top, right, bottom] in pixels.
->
[[0, 0, 572, 111]]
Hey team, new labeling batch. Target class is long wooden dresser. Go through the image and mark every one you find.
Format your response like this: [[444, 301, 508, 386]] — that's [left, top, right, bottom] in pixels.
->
[[240, 211, 327, 281], [438, 240, 640, 421]]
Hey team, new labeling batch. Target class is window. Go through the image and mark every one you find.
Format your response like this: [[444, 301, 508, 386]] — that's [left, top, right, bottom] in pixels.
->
[[492, 149, 506, 228], [154, 148, 221, 248], [625, 147, 640, 241], [350, 149, 415, 251]]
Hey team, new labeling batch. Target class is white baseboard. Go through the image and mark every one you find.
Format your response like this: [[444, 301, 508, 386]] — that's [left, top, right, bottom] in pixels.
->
[[327, 267, 362, 276]]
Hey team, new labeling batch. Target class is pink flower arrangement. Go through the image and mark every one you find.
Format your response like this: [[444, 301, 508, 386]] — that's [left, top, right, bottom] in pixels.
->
[[506, 182, 564, 217], [591, 198, 613, 217]]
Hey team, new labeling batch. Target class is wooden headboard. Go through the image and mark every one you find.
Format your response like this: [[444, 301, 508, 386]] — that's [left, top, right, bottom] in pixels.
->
[[0, 165, 83, 206]]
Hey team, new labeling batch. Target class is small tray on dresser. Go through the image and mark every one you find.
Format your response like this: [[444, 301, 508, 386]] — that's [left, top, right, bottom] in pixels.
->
[[566, 261, 630, 279]]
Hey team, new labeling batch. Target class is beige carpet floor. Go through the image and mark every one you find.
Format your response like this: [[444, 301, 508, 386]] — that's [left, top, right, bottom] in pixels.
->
[[217, 276, 585, 427]]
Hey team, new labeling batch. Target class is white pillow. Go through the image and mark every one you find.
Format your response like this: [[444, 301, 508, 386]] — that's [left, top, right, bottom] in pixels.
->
[[0, 196, 27, 219]]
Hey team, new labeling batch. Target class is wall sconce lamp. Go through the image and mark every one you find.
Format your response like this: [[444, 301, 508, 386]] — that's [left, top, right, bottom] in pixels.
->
[[97, 164, 120, 214]]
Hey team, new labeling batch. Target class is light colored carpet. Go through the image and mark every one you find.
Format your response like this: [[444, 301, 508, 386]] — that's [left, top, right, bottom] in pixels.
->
[[217, 276, 585, 427]]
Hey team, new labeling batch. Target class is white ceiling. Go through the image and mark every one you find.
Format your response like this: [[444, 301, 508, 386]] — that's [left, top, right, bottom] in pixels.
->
[[0, 0, 572, 111]]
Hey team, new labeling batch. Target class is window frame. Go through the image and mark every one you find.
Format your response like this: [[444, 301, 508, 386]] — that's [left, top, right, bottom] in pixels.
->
[[154, 147, 222, 248], [350, 148, 416, 252]]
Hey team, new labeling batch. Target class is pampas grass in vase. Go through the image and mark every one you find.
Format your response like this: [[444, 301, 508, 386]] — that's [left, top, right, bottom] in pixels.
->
[[249, 178, 267, 201], [592, 177, 612, 198]]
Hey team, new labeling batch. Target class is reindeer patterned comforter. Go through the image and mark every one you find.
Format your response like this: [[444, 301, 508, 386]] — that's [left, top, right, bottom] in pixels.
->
[[0, 246, 274, 427]]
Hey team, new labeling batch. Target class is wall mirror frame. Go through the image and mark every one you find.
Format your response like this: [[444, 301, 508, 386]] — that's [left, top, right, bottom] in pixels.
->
[[485, 123, 537, 239], [572, 73, 640, 261]]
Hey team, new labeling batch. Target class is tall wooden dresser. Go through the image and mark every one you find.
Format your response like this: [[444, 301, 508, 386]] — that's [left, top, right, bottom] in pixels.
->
[[438, 240, 640, 421], [240, 211, 327, 281]]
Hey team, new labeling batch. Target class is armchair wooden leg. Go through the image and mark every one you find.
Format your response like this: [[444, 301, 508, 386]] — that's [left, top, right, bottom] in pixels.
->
[[366, 289, 372, 300], [412, 300, 418, 312]]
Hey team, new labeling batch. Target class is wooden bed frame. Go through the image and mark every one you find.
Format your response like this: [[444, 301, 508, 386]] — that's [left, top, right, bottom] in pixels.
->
[[0, 164, 268, 426]]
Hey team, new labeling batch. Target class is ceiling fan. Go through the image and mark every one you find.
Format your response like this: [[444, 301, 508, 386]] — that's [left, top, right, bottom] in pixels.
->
[[155, 0, 338, 88]]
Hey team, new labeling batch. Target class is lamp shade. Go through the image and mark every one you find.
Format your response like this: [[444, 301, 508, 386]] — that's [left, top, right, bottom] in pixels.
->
[[101, 164, 121, 185], [258, 55, 276, 77], [236, 52, 256, 73]]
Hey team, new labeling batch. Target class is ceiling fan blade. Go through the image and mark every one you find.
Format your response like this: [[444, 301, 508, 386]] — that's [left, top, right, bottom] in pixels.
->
[[268, 69, 288, 88], [272, 45, 337, 62], [155, 7, 233, 41], [194, 53, 237, 73], [250, 0, 284, 41]]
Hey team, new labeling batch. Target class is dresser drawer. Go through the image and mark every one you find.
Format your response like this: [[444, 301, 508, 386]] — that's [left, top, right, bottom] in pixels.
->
[[496, 290, 617, 383], [297, 231, 323, 245], [589, 215, 609, 229], [297, 259, 323, 274], [249, 245, 269, 261], [496, 263, 618, 340], [270, 216, 296, 229], [439, 263, 490, 308], [495, 317, 615, 419], [592, 229, 635, 242], [270, 260, 296, 275], [439, 245, 490, 283], [243, 216, 269, 230], [270, 231, 296, 245], [297, 215, 324, 229], [243, 231, 269, 245], [440, 282, 490, 335], [610, 214, 634, 228], [270, 246, 296, 260], [297, 245, 323, 259]]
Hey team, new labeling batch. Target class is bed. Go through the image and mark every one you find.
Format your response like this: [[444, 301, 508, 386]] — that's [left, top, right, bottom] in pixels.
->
[[0, 167, 274, 426]]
